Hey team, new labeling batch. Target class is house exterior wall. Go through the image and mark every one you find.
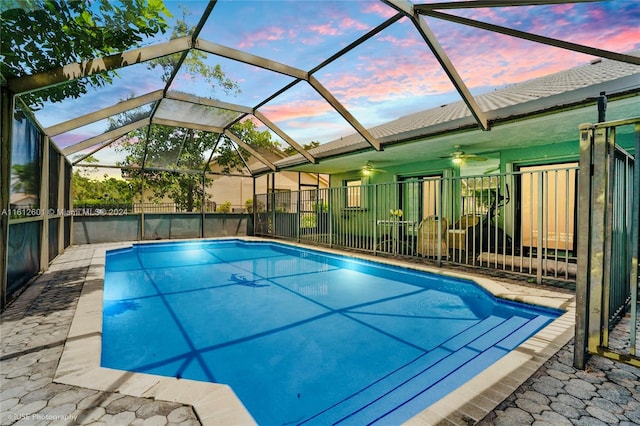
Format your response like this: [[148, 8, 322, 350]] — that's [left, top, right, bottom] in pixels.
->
[[325, 97, 638, 241]]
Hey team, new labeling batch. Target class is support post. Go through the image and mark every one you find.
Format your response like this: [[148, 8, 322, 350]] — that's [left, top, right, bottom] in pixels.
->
[[140, 172, 145, 240], [201, 173, 206, 238], [57, 154, 65, 255], [68, 162, 75, 246], [629, 123, 640, 357], [536, 172, 544, 284], [574, 124, 594, 369], [588, 126, 611, 354], [252, 176, 256, 237], [40, 136, 49, 270], [271, 173, 275, 236], [0, 86, 14, 310], [601, 127, 616, 347]]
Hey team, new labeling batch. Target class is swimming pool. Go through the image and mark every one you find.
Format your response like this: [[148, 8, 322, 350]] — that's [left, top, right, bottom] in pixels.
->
[[102, 239, 561, 425]]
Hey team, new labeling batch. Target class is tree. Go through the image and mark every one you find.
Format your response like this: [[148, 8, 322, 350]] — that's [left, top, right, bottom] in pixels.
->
[[214, 119, 282, 174], [115, 119, 280, 212], [283, 141, 320, 156], [110, 11, 281, 211], [11, 162, 39, 196], [148, 6, 239, 97], [72, 170, 135, 205], [72, 156, 135, 204], [1, 0, 171, 109], [116, 126, 216, 212]]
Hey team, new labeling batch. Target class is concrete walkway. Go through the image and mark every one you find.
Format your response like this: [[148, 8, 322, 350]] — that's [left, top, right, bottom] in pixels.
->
[[1, 245, 200, 426], [1, 243, 638, 425], [479, 309, 640, 426]]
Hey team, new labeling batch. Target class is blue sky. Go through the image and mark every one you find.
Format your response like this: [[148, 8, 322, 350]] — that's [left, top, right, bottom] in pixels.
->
[[31, 0, 640, 155]]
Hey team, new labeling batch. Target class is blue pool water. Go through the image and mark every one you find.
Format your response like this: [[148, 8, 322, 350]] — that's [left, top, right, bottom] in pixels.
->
[[102, 239, 560, 425]]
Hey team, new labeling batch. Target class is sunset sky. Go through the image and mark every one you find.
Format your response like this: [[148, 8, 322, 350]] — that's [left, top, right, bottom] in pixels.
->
[[31, 0, 640, 161]]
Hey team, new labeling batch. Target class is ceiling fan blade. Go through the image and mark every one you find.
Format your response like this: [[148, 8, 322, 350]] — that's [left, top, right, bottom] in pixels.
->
[[462, 155, 487, 162], [360, 161, 388, 174]]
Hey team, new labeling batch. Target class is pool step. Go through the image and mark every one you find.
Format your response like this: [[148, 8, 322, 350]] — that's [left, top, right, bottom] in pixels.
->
[[301, 314, 550, 425]]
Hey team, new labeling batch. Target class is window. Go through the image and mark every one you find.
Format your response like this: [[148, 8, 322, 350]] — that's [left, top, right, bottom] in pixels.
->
[[459, 159, 501, 216], [344, 179, 362, 208], [519, 163, 577, 252], [460, 176, 500, 216], [400, 176, 441, 222]]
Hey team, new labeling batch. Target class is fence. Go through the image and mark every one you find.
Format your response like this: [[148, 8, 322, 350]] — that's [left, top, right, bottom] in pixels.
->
[[574, 117, 639, 369], [72, 201, 248, 214], [255, 164, 580, 283], [72, 207, 252, 244]]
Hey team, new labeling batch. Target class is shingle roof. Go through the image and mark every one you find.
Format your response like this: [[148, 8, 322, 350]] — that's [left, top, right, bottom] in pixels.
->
[[275, 51, 639, 168]]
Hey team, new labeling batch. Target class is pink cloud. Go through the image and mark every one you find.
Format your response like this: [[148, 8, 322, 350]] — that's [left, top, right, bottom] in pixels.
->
[[285, 119, 348, 130], [460, 7, 508, 25], [376, 34, 424, 49], [340, 16, 369, 32], [54, 133, 91, 149], [549, 4, 575, 14], [362, 2, 397, 19], [318, 52, 453, 106], [238, 26, 286, 49], [586, 7, 606, 21], [259, 99, 335, 123], [309, 23, 340, 37]]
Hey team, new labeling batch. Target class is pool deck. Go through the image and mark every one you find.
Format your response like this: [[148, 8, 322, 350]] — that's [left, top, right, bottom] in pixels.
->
[[1, 239, 638, 425]]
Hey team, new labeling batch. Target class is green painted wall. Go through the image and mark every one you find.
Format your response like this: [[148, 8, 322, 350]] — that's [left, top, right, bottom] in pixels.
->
[[328, 95, 638, 240]]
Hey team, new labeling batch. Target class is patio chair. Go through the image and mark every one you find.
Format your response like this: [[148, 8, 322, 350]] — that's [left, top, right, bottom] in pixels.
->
[[448, 214, 481, 253], [417, 216, 447, 258]]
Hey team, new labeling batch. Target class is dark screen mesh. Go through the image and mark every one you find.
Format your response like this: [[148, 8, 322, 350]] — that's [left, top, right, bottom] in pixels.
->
[[65, 163, 72, 210], [7, 221, 41, 296], [49, 146, 60, 211], [49, 217, 59, 261], [64, 216, 71, 248]]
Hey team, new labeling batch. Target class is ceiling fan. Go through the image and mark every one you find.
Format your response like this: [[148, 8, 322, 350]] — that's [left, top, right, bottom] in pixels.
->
[[359, 161, 387, 176], [441, 145, 487, 164]]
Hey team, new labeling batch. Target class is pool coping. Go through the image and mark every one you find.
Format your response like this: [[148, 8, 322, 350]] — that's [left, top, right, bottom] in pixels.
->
[[54, 238, 576, 426]]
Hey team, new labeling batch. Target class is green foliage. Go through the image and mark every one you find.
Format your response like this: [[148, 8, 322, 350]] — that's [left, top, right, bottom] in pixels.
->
[[1, 0, 171, 109], [246, 198, 265, 213], [11, 162, 39, 195], [213, 119, 282, 173], [283, 140, 320, 156], [72, 169, 134, 204], [147, 6, 239, 95], [216, 201, 232, 213], [99, 11, 279, 211], [300, 213, 317, 229], [115, 125, 213, 212], [312, 201, 328, 212]]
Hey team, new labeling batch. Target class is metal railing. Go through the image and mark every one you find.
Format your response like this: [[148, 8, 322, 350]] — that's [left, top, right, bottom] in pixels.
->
[[575, 117, 639, 369], [255, 165, 580, 283]]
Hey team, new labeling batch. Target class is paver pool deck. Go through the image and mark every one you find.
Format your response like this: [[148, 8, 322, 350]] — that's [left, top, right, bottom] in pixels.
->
[[1, 241, 638, 425]]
